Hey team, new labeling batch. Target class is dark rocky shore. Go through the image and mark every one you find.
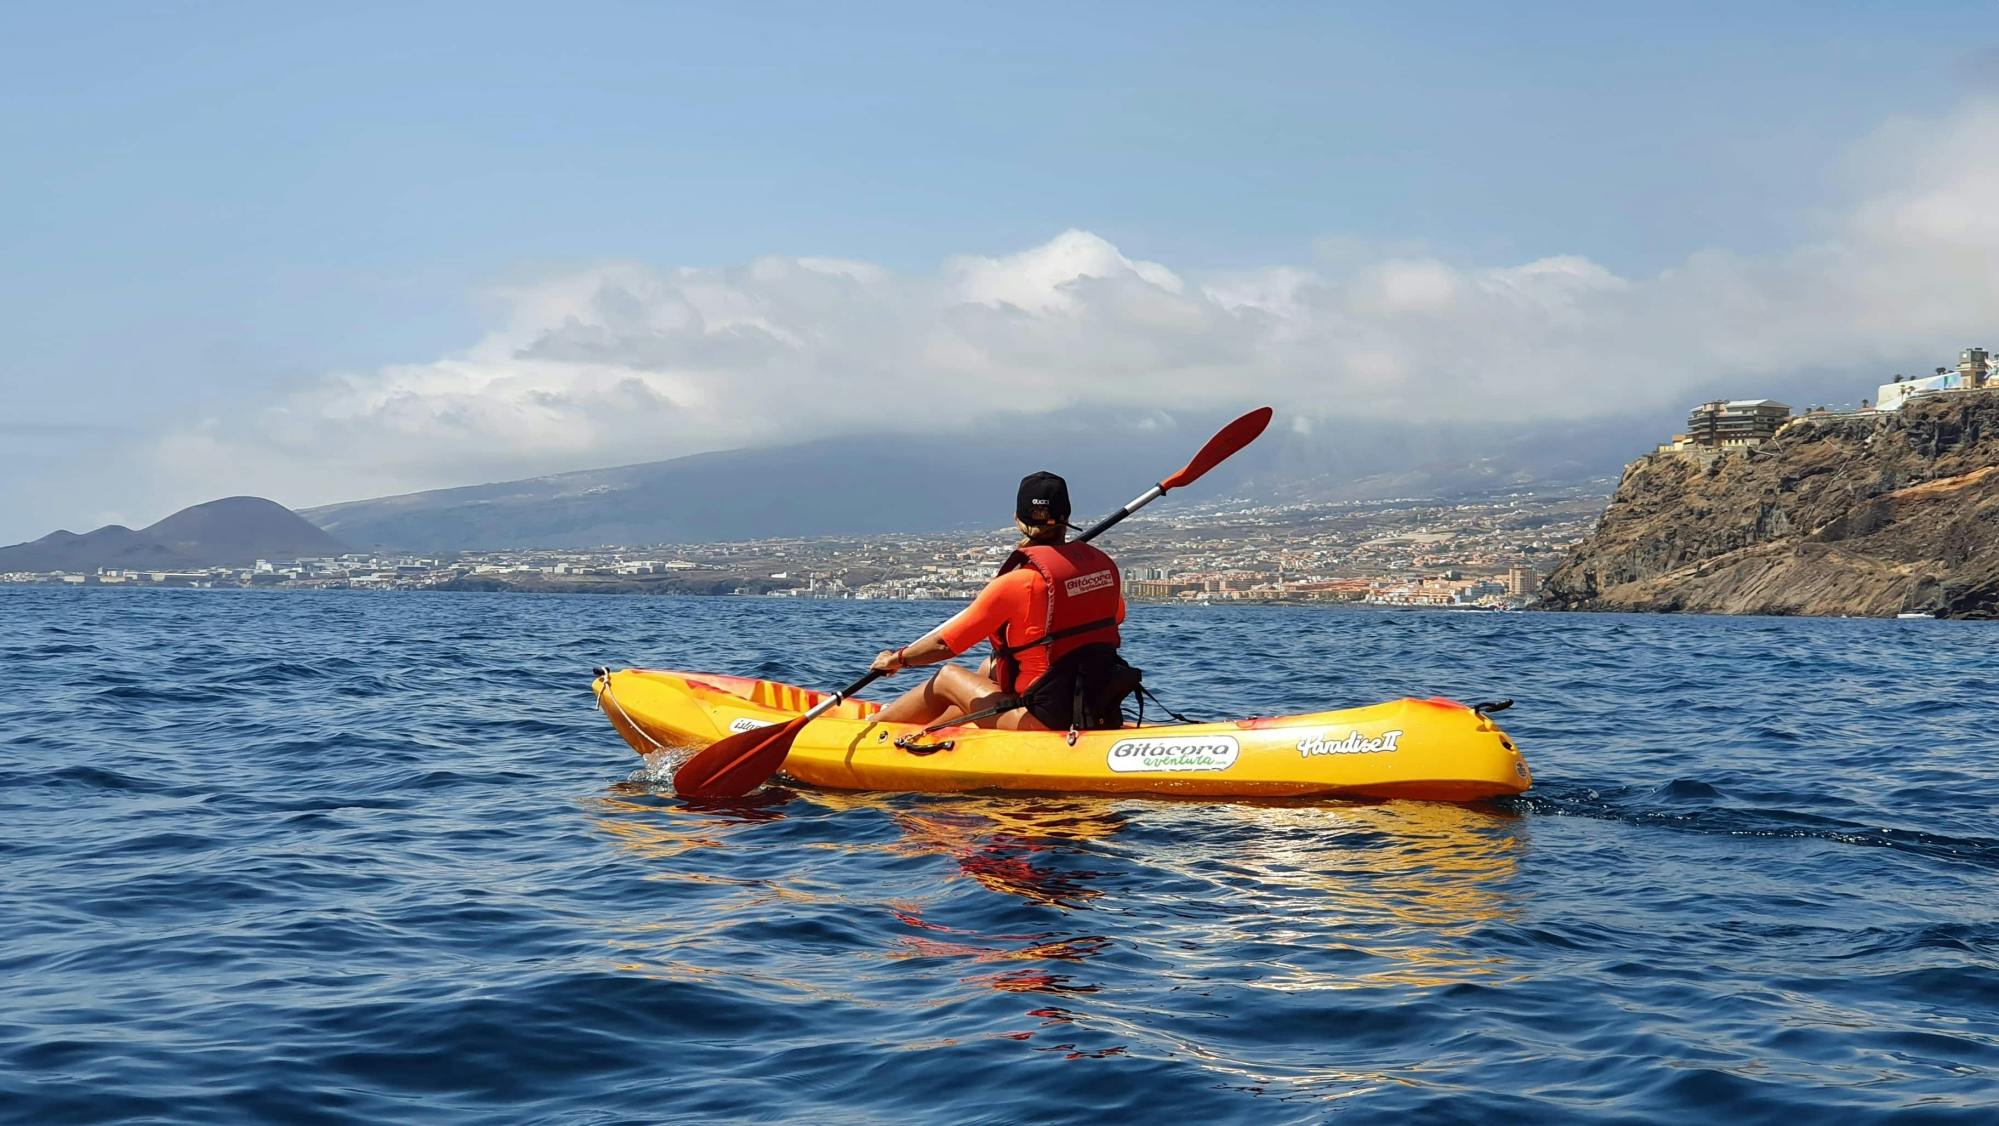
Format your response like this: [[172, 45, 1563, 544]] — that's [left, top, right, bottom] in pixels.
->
[[1541, 393, 1999, 618]]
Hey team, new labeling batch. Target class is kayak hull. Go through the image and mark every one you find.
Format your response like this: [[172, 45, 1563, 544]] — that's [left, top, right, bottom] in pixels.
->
[[593, 668, 1532, 802]]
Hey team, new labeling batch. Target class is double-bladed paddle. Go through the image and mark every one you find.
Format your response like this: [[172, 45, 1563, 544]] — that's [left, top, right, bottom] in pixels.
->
[[671, 405, 1275, 799]]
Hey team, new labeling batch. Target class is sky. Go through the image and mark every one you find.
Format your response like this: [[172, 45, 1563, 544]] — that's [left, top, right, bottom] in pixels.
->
[[3, 2, 1998, 542]]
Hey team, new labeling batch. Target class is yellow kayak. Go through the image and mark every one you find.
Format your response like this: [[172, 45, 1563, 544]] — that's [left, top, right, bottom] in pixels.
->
[[593, 668, 1532, 801]]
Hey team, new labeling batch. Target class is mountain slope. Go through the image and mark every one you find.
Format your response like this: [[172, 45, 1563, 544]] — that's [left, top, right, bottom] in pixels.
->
[[302, 413, 1647, 551], [0, 526, 199, 572]]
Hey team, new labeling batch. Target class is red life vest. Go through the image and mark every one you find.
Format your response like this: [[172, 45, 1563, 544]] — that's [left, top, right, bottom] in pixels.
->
[[991, 542, 1123, 694]]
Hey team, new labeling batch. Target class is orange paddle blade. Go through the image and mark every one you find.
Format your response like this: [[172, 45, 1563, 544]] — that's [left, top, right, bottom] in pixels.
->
[[672, 716, 807, 799], [1161, 406, 1272, 491]]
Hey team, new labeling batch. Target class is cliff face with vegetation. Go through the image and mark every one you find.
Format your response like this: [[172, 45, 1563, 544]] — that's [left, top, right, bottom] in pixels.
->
[[1541, 394, 1999, 618]]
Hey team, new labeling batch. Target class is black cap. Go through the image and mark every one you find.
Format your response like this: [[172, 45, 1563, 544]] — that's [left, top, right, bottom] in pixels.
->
[[1016, 471, 1071, 526]]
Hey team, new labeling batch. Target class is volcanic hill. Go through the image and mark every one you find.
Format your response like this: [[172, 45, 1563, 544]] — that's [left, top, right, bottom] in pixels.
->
[[0, 497, 347, 573]]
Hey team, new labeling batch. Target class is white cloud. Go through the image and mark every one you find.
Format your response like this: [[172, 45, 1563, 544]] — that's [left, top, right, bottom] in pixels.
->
[[152, 98, 1999, 509], [949, 228, 1184, 311]]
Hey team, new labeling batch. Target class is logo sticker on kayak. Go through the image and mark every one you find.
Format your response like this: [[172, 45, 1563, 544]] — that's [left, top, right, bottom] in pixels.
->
[[1107, 735, 1240, 773], [727, 717, 776, 734], [1296, 729, 1404, 757]]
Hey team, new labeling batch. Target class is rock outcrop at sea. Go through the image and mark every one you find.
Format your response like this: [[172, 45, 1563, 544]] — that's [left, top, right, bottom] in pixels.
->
[[1540, 394, 1999, 619]]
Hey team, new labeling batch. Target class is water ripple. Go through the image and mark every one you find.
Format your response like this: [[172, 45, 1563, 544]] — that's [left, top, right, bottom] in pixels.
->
[[0, 588, 1995, 1123]]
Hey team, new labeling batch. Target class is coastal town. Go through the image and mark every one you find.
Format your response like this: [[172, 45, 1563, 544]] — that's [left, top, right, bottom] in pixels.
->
[[0, 488, 1598, 609]]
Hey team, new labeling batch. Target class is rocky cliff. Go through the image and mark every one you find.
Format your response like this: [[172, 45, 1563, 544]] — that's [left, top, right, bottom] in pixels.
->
[[1540, 393, 1999, 618]]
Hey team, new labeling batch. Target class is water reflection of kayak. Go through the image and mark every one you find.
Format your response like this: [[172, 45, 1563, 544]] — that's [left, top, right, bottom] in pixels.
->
[[594, 668, 1532, 802]]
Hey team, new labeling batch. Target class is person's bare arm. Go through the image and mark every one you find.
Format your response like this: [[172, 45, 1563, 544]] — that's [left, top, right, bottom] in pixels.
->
[[870, 571, 1028, 675]]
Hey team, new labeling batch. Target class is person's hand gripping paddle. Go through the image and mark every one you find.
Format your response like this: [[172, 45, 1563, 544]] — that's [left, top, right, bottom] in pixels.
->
[[671, 406, 1275, 800]]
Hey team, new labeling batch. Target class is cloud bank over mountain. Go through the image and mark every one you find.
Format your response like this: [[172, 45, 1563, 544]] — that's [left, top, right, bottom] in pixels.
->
[[152, 97, 1999, 512]]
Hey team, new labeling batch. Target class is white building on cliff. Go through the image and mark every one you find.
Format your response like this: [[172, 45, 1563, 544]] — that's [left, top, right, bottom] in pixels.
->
[[1877, 347, 1993, 411]]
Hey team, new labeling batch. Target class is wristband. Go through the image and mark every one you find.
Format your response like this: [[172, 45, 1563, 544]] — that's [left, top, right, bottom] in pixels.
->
[[894, 646, 908, 668]]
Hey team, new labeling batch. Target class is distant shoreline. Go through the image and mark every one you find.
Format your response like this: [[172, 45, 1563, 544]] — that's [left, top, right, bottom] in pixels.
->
[[10, 582, 1978, 623], [0, 578, 1525, 611]]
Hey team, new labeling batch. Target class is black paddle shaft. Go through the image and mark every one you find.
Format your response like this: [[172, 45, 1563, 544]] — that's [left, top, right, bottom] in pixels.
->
[[834, 669, 884, 704], [1074, 483, 1166, 545]]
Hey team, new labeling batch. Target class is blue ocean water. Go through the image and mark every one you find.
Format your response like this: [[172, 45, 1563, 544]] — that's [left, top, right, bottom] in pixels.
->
[[0, 587, 1993, 1124]]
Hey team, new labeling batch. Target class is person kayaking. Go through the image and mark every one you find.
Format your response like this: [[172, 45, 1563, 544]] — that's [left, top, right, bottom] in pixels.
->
[[868, 471, 1133, 732]]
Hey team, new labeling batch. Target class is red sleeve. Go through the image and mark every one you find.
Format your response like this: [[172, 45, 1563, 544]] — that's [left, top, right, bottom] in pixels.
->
[[934, 569, 1036, 653]]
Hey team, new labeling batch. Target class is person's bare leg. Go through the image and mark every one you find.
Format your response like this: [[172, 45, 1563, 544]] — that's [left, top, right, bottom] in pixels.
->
[[870, 673, 962, 725], [873, 664, 1012, 725]]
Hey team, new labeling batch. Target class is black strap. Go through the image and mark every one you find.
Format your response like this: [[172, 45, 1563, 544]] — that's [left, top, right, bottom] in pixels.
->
[[991, 616, 1118, 661], [1131, 684, 1197, 726], [915, 693, 1024, 736], [993, 615, 1119, 695]]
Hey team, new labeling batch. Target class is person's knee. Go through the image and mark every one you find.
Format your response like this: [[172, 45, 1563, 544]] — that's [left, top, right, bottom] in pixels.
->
[[932, 664, 979, 699], [934, 663, 1003, 708]]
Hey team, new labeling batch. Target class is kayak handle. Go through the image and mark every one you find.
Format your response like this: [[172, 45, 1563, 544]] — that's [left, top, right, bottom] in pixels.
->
[[894, 734, 956, 756]]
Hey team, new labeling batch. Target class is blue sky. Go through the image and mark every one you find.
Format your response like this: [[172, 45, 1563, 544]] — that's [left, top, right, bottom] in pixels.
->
[[3, 2, 1997, 541]]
